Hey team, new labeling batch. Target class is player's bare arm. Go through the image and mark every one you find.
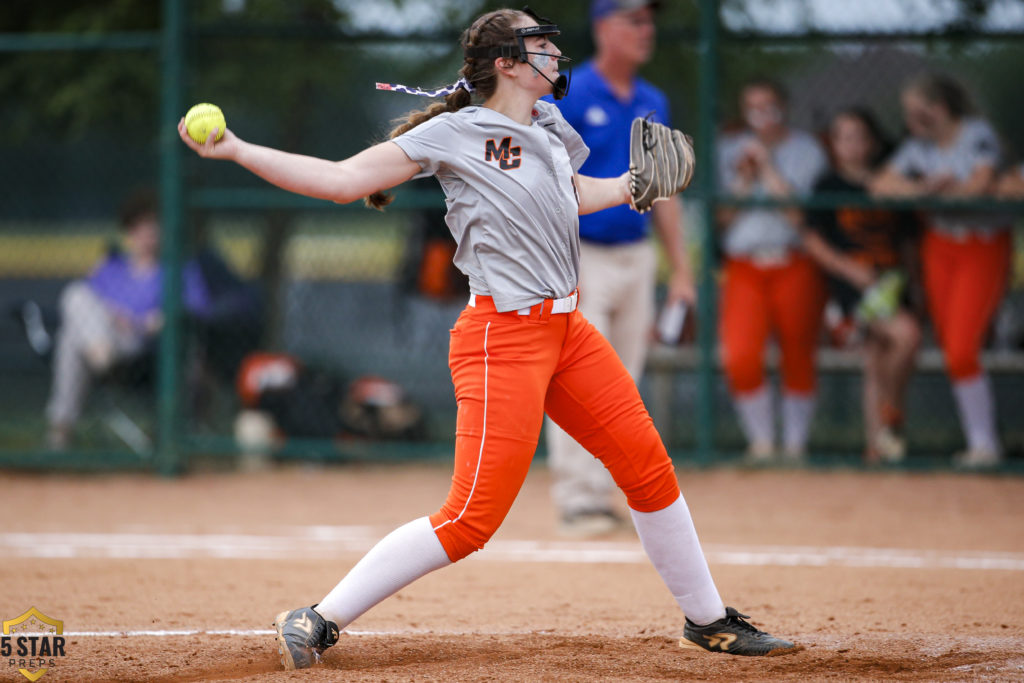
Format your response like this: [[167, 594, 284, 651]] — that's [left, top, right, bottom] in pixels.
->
[[575, 172, 632, 215], [935, 163, 997, 198], [869, 164, 930, 197], [177, 120, 419, 204], [802, 229, 875, 290], [652, 198, 696, 303], [871, 162, 996, 199]]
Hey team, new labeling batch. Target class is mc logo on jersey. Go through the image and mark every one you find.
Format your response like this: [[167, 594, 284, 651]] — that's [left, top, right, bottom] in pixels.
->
[[2, 608, 67, 681], [484, 137, 521, 170]]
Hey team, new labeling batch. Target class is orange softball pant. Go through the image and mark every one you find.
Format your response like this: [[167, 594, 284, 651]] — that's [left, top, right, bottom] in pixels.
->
[[719, 253, 827, 394], [429, 295, 681, 562], [922, 228, 1011, 381]]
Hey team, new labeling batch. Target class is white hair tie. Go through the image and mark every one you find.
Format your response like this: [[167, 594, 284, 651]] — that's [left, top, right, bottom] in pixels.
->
[[375, 77, 474, 98]]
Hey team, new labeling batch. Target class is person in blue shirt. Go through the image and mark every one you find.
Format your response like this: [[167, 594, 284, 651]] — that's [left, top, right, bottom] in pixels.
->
[[544, 0, 695, 537]]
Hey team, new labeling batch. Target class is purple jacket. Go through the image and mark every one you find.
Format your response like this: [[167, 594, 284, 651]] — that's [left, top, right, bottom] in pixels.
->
[[87, 253, 211, 325]]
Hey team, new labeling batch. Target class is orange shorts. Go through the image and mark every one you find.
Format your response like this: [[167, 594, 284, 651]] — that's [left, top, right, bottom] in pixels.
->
[[719, 252, 827, 394], [429, 294, 680, 562], [922, 228, 1011, 380]]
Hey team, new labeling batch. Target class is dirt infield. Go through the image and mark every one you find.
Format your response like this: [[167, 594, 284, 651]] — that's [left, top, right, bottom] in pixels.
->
[[2, 462, 1023, 681]]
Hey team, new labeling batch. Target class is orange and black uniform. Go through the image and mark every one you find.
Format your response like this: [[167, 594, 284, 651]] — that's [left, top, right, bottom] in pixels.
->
[[806, 172, 919, 315]]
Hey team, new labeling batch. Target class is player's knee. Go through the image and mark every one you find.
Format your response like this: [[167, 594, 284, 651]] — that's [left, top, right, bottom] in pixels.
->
[[612, 442, 680, 512], [437, 532, 483, 563], [431, 516, 497, 563], [60, 280, 91, 313], [722, 351, 763, 393], [780, 357, 816, 394], [781, 374, 815, 394], [899, 319, 923, 353], [946, 348, 981, 381], [621, 462, 680, 512]]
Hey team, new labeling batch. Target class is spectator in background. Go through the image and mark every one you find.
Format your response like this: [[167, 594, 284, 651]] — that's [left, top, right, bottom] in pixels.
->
[[716, 77, 829, 463], [871, 72, 1011, 468], [543, 0, 695, 535], [803, 108, 922, 465], [45, 189, 260, 450]]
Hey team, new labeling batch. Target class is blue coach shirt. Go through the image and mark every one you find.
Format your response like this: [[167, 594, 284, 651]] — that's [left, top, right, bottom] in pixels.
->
[[545, 60, 672, 245]]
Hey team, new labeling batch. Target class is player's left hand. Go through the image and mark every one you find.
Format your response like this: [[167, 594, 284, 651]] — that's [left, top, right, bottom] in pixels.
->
[[628, 117, 695, 214]]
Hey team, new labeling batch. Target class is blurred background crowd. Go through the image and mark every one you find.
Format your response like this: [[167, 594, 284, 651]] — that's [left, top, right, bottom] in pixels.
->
[[1, 0, 1023, 473]]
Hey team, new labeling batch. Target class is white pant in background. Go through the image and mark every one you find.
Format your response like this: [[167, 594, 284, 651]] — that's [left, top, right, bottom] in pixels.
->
[[545, 239, 656, 517], [46, 281, 148, 428]]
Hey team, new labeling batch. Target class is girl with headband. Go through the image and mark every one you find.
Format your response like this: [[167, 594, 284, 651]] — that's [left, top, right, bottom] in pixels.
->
[[178, 7, 801, 670]]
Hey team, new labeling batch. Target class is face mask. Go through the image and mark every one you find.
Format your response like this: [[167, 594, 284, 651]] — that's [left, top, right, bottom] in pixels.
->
[[745, 105, 782, 131], [464, 11, 574, 100], [524, 51, 573, 99]]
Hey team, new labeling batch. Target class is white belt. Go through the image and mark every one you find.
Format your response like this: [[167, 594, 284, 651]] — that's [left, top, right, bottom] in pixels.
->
[[747, 248, 791, 267], [468, 291, 579, 315]]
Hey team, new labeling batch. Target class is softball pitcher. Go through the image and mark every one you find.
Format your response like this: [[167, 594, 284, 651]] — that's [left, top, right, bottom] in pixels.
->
[[178, 7, 801, 670]]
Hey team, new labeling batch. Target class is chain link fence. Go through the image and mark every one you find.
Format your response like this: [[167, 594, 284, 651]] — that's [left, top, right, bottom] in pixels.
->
[[0, 0, 1022, 471]]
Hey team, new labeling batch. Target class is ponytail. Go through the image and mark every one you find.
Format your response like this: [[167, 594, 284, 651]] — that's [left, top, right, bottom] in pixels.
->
[[364, 8, 523, 211], [364, 86, 473, 210]]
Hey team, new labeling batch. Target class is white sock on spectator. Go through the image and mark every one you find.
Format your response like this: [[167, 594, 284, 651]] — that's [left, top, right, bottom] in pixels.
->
[[735, 386, 773, 449], [782, 392, 816, 454], [630, 494, 726, 626], [315, 517, 451, 629], [953, 375, 1001, 454]]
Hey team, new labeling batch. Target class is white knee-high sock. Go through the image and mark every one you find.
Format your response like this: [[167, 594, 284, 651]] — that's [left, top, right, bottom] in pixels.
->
[[629, 494, 726, 626], [734, 386, 773, 448], [953, 374, 1001, 454], [315, 517, 452, 629], [782, 392, 816, 453]]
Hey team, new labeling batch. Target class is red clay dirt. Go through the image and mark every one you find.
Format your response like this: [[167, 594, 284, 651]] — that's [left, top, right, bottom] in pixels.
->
[[2, 463, 1022, 681]]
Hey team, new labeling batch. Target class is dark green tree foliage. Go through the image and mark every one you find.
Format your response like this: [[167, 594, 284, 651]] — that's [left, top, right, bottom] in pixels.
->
[[0, 0, 350, 143], [0, 0, 160, 140], [1, 0, 1019, 157]]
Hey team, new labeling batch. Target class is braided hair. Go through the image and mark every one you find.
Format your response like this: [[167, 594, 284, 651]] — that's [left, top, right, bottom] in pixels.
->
[[365, 9, 526, 210]]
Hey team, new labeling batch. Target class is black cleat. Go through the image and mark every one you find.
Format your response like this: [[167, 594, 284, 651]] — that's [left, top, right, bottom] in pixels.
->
[[273, 605, 340, 670], [680, 607, 804, 657]]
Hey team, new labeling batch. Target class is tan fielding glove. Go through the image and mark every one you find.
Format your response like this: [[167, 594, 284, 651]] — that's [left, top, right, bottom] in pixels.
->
[[629, 116, 696, 214]]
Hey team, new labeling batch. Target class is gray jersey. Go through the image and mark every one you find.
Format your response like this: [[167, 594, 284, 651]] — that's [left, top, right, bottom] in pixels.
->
[[717, 129, 827, 257], [889, 117, 1008, 236], [393, 101, 590, 312]]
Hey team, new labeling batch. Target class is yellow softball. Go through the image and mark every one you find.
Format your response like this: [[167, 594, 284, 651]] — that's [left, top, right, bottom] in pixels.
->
[[184, 103, 226, 144]]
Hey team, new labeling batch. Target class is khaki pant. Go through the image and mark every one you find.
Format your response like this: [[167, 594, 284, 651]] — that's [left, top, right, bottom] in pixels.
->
[[544, 239, 656, 517]]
